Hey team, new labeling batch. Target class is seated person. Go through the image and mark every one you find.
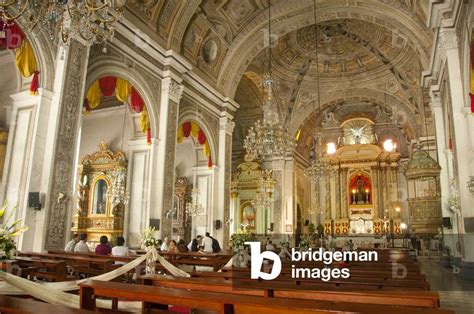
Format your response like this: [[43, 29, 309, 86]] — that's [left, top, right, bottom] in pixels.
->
[[65, 233, 79, 252], [187, 235, 202, 252], [168, 240, 179, 253], [160, 237, 170, 252], [112, 236, 129, 265], [177, 239, 188, 252], [74, 233, 90, 253], [265, 240, 276, 251], [95, 235, 112, 255]]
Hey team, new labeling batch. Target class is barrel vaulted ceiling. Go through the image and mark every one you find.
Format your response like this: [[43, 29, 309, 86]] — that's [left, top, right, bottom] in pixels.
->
[[125, 0, 435, 161]]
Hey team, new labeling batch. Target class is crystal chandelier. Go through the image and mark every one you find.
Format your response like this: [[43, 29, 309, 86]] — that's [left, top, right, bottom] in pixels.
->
[[109, 165, 129, 206], [243, 0, 295, 161], [186, 187, 205, 217], [1, 0, 126, 48], [304, 1, 329, 184], [251, 169, 275, 208]]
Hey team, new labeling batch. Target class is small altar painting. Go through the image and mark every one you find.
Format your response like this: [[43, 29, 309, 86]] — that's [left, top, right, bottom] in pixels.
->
[[241, 204, 256, 229], [349, 174, 372, 205]]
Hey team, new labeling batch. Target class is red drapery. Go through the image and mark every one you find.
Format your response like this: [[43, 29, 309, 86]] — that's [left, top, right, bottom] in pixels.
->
[[0, 21, 23, 49], [98, 76, 117, 97], [1, 21, 40, 94], [130, 87, 144, 113]]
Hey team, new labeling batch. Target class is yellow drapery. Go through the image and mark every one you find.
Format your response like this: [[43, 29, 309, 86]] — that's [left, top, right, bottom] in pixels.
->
[[203, 142, 211, 158], [139, 106, 150, 133], [86, 80, 101, 109], [15, 39, 37, 77], [116, 78, 131, 102], [190, 122, 199, 138], [177, 126, 184, 144]]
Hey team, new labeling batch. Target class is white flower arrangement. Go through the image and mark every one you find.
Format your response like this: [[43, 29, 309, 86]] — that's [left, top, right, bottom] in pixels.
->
[[139, 226, 160, 249], [0, 200, 28, 260]]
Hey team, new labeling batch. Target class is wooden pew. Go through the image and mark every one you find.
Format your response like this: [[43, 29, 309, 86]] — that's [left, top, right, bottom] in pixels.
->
[[0, 295, 96, 314], [48, 249, 232, 272], [189, 270, 429, 291], [14, 256, 67, 282], [19, 252, 112, 279], [79, 279, 453, 313], [140, 274, 440, 308]]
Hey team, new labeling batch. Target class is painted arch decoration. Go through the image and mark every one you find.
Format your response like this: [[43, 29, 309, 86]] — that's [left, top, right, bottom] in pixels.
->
[[0, 21, 40, 95], [83, 76, 151, 144], [177, 121, 212, 168]]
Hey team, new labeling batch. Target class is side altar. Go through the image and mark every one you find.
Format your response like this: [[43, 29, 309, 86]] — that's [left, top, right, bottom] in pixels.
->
[[71, 141, 128, 243]]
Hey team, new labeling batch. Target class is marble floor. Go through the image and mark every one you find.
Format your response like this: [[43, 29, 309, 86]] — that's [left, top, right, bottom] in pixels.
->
[[418, 257, 474, 314]]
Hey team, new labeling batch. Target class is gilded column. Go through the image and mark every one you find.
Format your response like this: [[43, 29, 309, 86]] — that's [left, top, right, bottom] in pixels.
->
[[371, 166, 379, 219], [335, 167, 341, 219], [325, 175, 331, 220], [341, 167, 349, 219]]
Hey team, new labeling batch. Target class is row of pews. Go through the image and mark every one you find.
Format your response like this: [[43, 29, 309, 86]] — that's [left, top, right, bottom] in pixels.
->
[[0, 248, 455, 313], [13, 250, 232, 281]]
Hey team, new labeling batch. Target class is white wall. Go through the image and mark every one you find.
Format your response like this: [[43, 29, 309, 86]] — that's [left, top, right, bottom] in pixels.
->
[[79, 105, 135, 158]]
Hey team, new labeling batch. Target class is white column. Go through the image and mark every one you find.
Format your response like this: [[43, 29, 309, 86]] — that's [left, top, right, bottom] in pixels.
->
[[215, 113, 234, 245], [154, 75, 183, 239], [125, 139, 153, 247], [2, 90, 53, 251], [439, 27, 474, 277]]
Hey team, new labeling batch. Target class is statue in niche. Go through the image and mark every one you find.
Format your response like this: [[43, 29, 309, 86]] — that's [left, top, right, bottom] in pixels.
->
[[92, 179, 108, 215], [242, 205, 256, 229], [350, 175, 371, 205]]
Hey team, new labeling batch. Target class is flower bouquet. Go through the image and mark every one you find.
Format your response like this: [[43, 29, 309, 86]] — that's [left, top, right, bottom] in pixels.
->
[[139, 226, 160, 274], [139, 226, 160, 249], [0, 201, 28, 260], [299, 235, 310, 251], [230, 228, 252, 253]]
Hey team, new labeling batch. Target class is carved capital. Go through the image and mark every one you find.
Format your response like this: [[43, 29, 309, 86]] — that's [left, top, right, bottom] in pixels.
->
[[429, 91, 442, 109], [219, 116, 235, 135], [438, 28, 458, 54], [162, 77, 183, 103]]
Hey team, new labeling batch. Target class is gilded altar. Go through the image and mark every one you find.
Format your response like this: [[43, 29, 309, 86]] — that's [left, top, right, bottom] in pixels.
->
[[321, 118, 402, 237], [71, 141, 127, 243]]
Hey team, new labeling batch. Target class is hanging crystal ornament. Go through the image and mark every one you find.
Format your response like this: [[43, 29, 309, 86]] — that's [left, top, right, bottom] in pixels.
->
[[3, 0, 126, 48], [185, 187, 205, 217], [251, 169, 275, 208], [303, 0, 329, 184], [243, 0, 295, 161]]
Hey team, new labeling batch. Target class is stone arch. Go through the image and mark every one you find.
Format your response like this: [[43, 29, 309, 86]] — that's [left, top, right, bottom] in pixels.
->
[[289, 88, 419, 138], [85, 60, 160, 139], [4, 17, 56, 92], [216, 0, 432, 97], [177, 108, 218, 164]]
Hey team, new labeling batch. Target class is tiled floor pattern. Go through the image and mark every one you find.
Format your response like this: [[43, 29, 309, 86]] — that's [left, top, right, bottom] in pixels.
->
[[418, 257, 474, 314]]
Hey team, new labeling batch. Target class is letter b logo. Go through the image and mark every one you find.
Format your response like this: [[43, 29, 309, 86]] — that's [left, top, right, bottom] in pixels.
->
[[245, 242, 281, 280]]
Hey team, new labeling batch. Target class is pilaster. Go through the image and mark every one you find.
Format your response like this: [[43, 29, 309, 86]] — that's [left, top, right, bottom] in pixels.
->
[[44, 41, 90, 250], [216, 112, 234, 246], [155, 75, 183, 238]]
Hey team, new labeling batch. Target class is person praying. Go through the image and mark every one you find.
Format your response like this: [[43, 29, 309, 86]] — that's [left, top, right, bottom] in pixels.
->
[[74, 233, 90, 254], [65, 233, 79, 253], [95, 235, 112, 255]]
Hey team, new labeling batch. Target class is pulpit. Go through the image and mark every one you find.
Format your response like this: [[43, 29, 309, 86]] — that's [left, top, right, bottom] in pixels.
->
[[71, 141, 127, 243]]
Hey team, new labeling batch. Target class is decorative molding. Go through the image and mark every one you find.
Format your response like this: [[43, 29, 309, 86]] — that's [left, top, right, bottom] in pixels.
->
[[45, 41, 89, 250]]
